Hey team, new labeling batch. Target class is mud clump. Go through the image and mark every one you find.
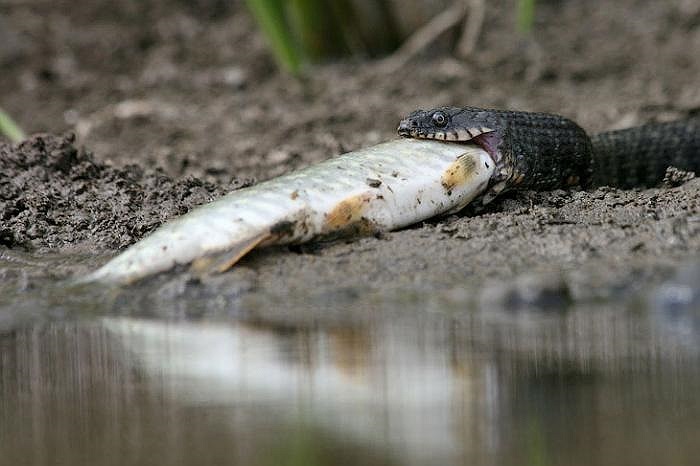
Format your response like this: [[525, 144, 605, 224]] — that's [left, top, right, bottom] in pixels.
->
[[0, 134, 248, 252]]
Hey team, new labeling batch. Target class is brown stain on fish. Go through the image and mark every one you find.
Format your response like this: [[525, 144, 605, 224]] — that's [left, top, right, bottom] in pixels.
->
[[323, 193, 372, 233], [264, 208, 315, 245], [441, 154, 477, 194], [319, 192, 380, 240]]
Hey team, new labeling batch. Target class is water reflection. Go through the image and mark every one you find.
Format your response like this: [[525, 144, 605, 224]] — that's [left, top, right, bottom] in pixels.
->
[[1, 308, 700, 466]]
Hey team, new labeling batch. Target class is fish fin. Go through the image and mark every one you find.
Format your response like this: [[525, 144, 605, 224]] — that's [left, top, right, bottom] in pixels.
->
[[190, 232, 270, 275]]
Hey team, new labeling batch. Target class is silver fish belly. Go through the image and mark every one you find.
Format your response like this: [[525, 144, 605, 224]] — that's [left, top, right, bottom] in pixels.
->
[[84, 139, 495, 284]]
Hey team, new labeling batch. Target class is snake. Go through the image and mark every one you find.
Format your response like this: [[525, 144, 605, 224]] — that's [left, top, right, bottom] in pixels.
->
[[398, 107, 700, 203]]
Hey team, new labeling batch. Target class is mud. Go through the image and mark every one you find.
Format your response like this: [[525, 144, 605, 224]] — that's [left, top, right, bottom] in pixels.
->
[[1, 0, 699, 314], [0, 133, 247, 251]]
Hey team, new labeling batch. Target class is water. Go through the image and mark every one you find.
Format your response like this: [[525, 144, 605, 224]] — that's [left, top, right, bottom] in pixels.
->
[[2, 284, 700, 466], [1, 248, 699, 465]]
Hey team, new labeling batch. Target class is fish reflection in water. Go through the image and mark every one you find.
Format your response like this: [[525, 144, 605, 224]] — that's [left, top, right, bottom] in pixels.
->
[[100, 317, 496, 463], [2, 306, 700, 466]]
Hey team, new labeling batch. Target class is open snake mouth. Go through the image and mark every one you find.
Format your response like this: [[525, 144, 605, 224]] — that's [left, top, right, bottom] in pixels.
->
[[397, 119, 493, 142], [398, 117, 502, 166]]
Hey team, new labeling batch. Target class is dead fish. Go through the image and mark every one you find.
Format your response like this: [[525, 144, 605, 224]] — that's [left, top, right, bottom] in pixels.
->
[[83, 139, 494, 284]]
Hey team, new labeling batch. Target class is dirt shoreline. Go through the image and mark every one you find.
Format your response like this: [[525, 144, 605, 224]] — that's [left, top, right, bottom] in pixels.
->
[[0, 133, 247, 252], [1, 131, 698, 312]]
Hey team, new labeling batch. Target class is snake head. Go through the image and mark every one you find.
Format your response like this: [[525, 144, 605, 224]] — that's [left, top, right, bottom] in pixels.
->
[[398, 107, 497, 142], [398, 106, 505, 165]]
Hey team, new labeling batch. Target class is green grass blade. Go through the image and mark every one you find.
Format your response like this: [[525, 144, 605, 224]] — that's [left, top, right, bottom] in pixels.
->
[[244, 0, 304, 75], [0, 108, 25, 143], [516, 0, 537, 34], [288, 0, 348, 60]]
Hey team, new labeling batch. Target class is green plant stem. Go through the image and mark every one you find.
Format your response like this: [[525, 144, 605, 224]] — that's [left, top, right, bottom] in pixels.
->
[[0, 108, 25, 143], [517, 0, 537, 34], [288, 0, 348, 60], [244, 0, 305, 75]]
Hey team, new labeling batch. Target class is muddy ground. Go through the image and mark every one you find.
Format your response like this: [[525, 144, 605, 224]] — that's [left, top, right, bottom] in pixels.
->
[[1, 0, 699, 315]]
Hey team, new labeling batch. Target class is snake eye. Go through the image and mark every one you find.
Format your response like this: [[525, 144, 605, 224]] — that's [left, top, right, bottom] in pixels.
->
[[432, 112, 447, 127]]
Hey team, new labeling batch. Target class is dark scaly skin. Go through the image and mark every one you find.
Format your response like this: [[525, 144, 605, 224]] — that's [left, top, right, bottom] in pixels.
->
[[397, 106, 700, 202], [591, 119, 700, 188]]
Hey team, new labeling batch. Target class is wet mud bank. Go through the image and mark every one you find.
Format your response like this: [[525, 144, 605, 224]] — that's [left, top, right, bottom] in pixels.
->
[[1, 132, 698, 319], [0, 134, 247, 252]]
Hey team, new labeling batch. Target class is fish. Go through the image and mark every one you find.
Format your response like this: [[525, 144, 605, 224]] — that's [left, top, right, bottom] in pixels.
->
[[83, 139, 494, 284]]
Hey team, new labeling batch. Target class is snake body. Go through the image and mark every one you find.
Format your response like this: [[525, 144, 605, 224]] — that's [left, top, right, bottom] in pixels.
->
[[398, 107, 700, 202]]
